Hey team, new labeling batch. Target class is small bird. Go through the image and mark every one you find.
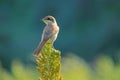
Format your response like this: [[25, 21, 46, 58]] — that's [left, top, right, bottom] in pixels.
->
[[34, 15, 59, 56]]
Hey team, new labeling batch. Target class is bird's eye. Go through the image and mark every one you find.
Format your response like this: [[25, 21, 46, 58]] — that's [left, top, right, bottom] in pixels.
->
[[47, 18, 51, 20]]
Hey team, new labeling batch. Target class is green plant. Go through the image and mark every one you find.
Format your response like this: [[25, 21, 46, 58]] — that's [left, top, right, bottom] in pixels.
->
[[0, 54, 120, 80], [36, 42, 62, 80]]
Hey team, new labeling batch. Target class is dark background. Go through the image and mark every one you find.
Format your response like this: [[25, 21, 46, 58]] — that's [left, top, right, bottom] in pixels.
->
[[0, 0, 120, 69]]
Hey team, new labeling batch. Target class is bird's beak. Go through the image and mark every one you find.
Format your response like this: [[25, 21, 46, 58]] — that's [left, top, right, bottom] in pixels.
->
[[42, 18, 44, 22], [42, 19, 46, 23], [42, 19, 47, 24]]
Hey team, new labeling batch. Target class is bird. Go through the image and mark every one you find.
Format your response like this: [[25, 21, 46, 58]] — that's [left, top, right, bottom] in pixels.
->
[[34, 15, 59, 56]]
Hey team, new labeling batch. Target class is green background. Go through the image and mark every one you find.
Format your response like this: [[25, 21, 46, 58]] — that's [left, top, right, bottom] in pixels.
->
[[0, 0, 120, 69]]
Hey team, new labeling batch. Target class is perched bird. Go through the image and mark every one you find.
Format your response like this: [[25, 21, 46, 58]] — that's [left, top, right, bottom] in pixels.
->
[[34, 15, 59, 56]]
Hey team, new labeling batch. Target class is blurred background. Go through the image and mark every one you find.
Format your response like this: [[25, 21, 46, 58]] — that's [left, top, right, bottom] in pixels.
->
[[0, 0, 120, 80]]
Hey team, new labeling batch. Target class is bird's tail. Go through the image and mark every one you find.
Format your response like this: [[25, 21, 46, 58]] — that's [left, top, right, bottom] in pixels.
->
[[34, 40, 47, 56]]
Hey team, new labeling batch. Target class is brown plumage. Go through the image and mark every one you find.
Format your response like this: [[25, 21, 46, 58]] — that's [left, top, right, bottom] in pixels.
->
[[34, 16, 59, 56]]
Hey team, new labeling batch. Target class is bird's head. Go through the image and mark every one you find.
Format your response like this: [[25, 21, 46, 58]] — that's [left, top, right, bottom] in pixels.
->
[[42, 15, 56, 25]]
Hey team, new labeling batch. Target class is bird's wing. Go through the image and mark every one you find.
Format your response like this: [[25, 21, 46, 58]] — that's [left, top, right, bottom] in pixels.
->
[[43, 25, 59, 40], [34, 39, 47, 56]]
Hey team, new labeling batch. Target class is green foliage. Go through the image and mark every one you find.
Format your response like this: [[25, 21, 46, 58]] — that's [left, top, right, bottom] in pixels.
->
[[62, 54, 120, 80], [11, 60, 38, 80], [0, 60, 38, 80], [0, 54, 120, 80], [62, 54, 92, 80], [36, 42, 62, 80], [94, 55, 120, 80]]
